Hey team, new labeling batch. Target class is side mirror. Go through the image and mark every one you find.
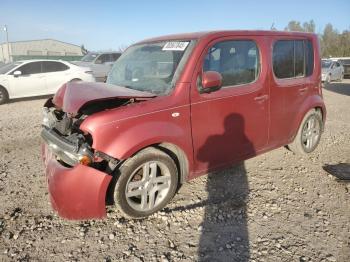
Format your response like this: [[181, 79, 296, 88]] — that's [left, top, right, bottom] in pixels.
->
[[201, 71, 222, 93], [13, 70, 22, 77], [95, 59, 102, 64]]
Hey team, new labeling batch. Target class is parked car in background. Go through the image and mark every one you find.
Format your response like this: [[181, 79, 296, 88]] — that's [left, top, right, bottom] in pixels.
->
[[41, 31, 325, 220], [73, 52, 121, 82], [336, 57, 350, 78], [0, 60, 95, 104], [321, 59, 344, 83]]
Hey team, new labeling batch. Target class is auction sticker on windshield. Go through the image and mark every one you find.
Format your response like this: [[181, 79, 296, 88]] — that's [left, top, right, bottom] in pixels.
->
[[162, 41, 189, 51]]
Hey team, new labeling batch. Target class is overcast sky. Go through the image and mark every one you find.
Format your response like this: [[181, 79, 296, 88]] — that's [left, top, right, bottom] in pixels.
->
[[0, 0, 349, 51]]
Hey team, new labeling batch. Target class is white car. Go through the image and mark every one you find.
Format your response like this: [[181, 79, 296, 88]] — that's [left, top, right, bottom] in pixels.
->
[[321, 59, 344, 83], [0, 59, 95, 104]]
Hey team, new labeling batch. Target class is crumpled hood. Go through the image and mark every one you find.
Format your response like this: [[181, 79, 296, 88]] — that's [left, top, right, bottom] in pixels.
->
[[52, 81, 155, 114]]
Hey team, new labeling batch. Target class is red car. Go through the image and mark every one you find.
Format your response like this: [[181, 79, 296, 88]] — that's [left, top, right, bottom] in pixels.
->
[[41, 30, 326, 219]]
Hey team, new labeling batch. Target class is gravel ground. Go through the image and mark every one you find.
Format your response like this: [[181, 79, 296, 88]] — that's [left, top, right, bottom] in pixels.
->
[[0, 81, 349, 262]]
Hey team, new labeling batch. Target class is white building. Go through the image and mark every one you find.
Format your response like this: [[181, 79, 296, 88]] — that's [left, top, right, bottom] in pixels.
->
[[0, 39, 85, 63]]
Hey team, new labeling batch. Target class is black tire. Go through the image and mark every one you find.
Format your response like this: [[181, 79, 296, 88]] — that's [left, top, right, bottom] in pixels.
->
[[114, 147, 178, 219], [288, 109, 323, 155], [0, 86, 9, 105]]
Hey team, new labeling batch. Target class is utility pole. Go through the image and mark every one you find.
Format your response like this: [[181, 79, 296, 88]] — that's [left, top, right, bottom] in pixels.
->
[[4, 25, 11, 62]]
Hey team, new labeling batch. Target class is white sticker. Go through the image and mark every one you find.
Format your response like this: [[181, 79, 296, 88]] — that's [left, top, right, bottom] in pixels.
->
[[162, 41, 189, 51]]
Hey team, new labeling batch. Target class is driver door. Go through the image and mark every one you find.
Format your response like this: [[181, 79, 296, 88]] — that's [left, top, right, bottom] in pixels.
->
[[9, 61, 47, 98], [191, 37, 269, 174]]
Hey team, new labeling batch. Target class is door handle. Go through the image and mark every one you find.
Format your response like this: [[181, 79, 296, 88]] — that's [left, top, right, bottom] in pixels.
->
[[254, 95, 268, 102], [299, 87, 308, 94]]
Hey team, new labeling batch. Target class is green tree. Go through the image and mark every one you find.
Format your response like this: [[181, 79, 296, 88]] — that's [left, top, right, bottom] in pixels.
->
[[302, 20, 316, 33], [322, 23, 340, 57], [284, 20, 304, 32]]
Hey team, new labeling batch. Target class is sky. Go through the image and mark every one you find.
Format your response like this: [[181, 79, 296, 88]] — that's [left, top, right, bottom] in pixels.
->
[[0, 0, 349, 51]]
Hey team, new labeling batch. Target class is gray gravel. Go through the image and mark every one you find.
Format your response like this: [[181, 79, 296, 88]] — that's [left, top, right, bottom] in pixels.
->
[[0, 81, 349, 262]]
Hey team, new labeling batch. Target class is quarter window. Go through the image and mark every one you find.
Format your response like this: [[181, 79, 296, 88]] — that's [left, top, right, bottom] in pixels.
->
[[273, 39, 314, 79], [203, 40, 260, 87]]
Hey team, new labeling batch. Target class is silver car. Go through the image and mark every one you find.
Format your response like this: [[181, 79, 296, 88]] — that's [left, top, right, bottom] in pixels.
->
[[321, 59, 344, 83], [73, 52, 121, 82]]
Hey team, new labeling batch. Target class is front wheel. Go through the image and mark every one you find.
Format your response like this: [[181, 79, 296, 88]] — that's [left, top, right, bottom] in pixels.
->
[[0, 87, 9, 105], [113, 147, 178, 219], [288, 110, 323, 155]]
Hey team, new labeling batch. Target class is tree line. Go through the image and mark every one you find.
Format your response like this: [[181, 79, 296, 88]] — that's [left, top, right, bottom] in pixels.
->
[[282, 20, 350, 58]]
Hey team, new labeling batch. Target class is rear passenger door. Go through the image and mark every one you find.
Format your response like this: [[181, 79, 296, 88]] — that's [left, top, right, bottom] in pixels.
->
[[42, 61, 70, 94], [269, 38, 314, 145], [191, 36, 269, 173]]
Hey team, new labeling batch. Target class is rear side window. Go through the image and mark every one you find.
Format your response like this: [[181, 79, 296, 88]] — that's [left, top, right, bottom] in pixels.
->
[[111, 53, 121, 61], [203, 40, 260, 87], [16, 62, 42, 75], [42, 61, 69, 73], [273, 39, 314, 79]]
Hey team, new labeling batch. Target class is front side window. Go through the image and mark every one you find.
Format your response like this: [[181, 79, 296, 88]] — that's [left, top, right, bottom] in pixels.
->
[[16, 62, 42, 75], [107, 40, 195, 95], [273, 39, 314, 79], [42, 61, 69, 73], [203, 40, 260, 87]]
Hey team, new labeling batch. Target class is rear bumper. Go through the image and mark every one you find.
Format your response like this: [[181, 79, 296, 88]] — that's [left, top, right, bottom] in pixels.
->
[[42, 143, 112, 220]]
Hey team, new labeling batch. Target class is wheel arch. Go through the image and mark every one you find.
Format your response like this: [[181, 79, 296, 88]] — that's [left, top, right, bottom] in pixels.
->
[[0, 84, 10, 101], [290, 95, 326, 142]]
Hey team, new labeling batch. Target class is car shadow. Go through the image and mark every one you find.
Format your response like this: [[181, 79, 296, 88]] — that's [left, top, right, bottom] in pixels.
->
[[195, 113, 252, 262], [323, 163, 350, 182], [323, 81, 350, 96]]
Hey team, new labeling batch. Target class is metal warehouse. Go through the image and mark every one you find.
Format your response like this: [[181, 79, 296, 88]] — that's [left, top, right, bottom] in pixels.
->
[[0, 39, 85, 63]]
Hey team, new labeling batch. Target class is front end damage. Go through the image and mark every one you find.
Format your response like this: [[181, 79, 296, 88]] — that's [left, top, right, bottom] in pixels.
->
[[40, 82, 155, 219], [41, 100, 119, 219]]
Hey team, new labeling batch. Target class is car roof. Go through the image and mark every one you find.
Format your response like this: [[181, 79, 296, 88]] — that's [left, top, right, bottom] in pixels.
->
[[16, 59, 69, 63], [137, 30, 316, 44], [86, 51, 121, 55]]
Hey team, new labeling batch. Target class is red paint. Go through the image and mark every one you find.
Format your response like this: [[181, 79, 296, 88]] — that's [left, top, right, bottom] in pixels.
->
[[202, 71, 223, 90], [53, 81, 155, 114], [42, 144, 111, 219], [42, 30, 325, 219]]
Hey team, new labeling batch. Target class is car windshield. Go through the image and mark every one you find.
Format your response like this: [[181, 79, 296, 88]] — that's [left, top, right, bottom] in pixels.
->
[[0, 62, 23, 74], [322, 60, 332, 68], [107, 40, 195, 95], [81, 53, 98, 62]]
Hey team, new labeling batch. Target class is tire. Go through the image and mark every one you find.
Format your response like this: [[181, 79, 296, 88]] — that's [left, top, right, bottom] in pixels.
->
[[113, 147, 178, 219], [288, 109, 323, 155], [0, 86, 9, 105]]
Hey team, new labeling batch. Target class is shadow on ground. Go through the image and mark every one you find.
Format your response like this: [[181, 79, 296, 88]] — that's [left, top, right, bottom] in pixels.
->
[[323, 80, 350, 96], [323, 163, 350, 182]]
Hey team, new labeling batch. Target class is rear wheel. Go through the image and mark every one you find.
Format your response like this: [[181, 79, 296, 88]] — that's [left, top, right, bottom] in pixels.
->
[[288, 110, 323, 155], [0, 86, 9, 105], [113, 147, 178, 218]]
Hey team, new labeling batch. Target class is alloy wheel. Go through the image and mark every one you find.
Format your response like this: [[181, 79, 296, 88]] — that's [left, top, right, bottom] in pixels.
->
[[301, 115, 321, 152], [125, 161, 172, 212]]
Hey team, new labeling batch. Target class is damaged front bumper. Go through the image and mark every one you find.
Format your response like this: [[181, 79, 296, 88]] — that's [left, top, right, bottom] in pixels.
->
[[41, 143, 112, 220]]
